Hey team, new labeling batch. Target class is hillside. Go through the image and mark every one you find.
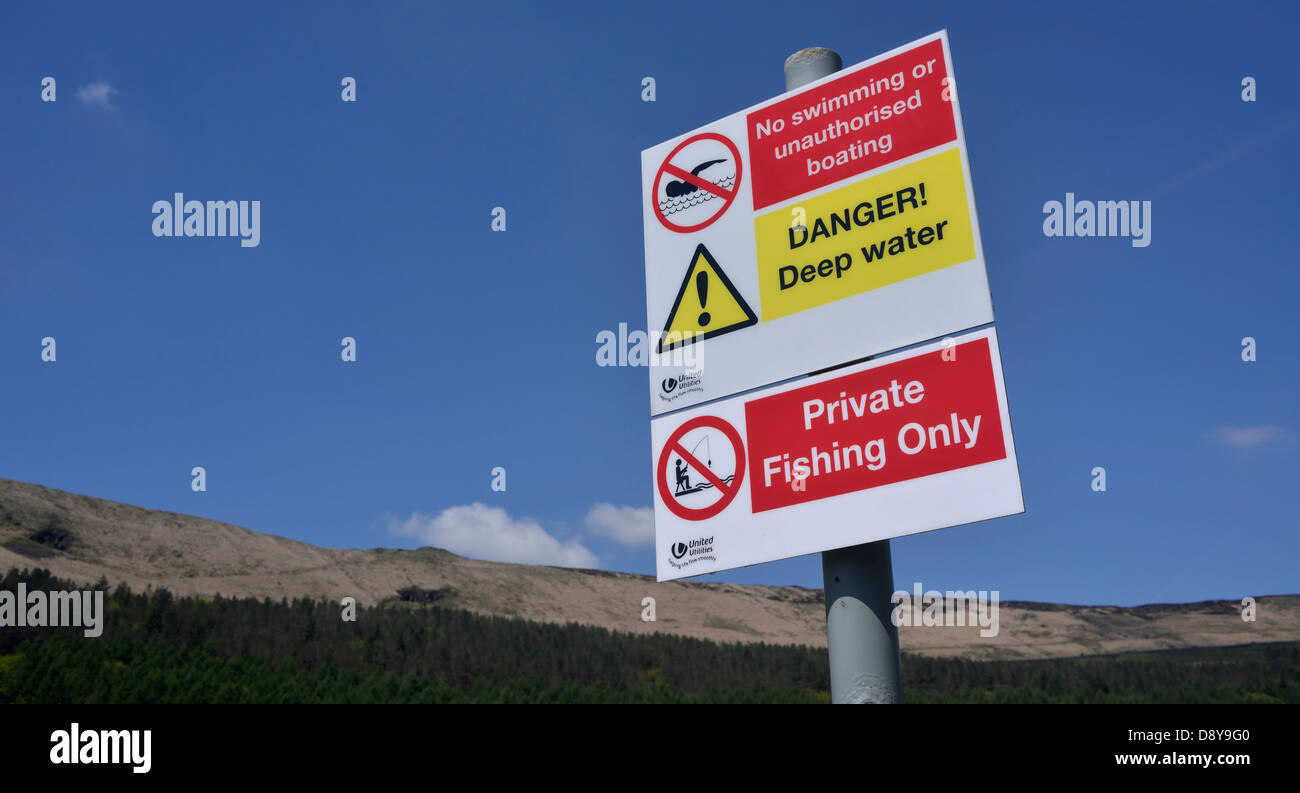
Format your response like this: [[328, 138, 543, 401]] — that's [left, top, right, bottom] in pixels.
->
[[1, 477, 1295, 660]]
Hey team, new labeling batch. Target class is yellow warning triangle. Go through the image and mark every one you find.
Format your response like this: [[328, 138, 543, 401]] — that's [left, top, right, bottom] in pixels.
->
[[659, 244, 757, 352]]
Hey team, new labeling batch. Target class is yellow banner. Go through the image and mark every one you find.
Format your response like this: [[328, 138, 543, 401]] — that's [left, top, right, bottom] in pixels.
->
[[754, 147, 975, 321]]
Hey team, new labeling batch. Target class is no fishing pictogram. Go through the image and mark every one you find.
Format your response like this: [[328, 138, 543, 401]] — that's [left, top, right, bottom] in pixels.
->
[[652, 132, 743, 233], [656, 415, 747, 520]]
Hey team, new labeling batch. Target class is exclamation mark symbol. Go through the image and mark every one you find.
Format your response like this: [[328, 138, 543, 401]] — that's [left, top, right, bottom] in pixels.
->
[[919, 182, 927, 206], [696, 270, 710, 327]]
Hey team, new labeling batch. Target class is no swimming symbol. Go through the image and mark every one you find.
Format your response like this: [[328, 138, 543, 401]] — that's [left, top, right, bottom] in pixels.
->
[[652, 132, 743, 233]]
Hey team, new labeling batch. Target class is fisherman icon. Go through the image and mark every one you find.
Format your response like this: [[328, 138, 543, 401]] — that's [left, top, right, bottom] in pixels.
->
[[674, 458, 692, 495], [670, 431, 734, 497]]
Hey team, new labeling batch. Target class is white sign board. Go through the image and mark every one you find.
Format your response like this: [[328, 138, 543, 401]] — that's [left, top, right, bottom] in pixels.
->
[[651, 327, 1023, 581], [642, 30, 993, 415]]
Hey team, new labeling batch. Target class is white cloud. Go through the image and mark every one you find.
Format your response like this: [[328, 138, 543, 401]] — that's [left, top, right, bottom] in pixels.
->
[[584, 503, 654, 546], [75, 82, 118, 109], [1209, 424, 1288, 449], [389, 503, 598, 568]]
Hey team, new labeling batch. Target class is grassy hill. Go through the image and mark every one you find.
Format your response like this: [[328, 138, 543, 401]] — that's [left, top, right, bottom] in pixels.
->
[[2, 476, 1298, 660]]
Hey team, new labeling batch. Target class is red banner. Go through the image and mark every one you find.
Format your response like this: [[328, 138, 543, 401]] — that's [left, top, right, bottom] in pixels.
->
[[744, 337, 1005, 512], [746, 38, 957, 210]]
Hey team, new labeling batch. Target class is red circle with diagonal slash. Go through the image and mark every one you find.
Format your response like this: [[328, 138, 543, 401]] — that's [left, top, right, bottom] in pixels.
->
[[652, 132, 744, 233], [657, 415, 747, 520]]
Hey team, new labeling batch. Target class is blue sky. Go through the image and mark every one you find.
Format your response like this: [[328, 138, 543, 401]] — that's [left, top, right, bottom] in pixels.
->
[[1, 1, 1296, 606]]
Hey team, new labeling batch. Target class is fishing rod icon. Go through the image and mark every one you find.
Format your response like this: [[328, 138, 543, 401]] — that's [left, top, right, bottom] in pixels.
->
[[673, 433, 733, 496]]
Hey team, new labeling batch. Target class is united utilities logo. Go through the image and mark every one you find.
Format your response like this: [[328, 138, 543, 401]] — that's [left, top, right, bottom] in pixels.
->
[[668, 536, 715, 569], [658, 368, 704, 403]]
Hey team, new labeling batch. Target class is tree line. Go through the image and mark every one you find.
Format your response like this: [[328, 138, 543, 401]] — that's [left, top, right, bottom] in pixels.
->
[[1, 568, 1295, 704]]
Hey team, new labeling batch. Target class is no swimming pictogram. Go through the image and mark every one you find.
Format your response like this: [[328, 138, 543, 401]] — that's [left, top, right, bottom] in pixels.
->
[[652, 132, 743, 233], [656, 415, 747, 520]]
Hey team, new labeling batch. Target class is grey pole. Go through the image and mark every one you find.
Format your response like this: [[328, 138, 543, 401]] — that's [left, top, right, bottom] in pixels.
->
[[823, 540, 902, 703], [783, 47, 842, 92], [783, 46, 904, 704]]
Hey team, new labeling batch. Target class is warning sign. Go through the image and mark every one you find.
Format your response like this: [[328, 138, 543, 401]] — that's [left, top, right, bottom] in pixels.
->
[[753, 148, 974, 321], [656, 415, 746, 521], [651, 328, 1023, 581], [643, 33, 1023, 586], [641, 30, 994, 418], [659, 244, 757, 352], [652, 133, 743, 233]]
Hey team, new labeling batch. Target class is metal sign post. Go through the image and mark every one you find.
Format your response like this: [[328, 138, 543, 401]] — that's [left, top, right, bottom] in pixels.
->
[[784, 46, 904, 705]]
